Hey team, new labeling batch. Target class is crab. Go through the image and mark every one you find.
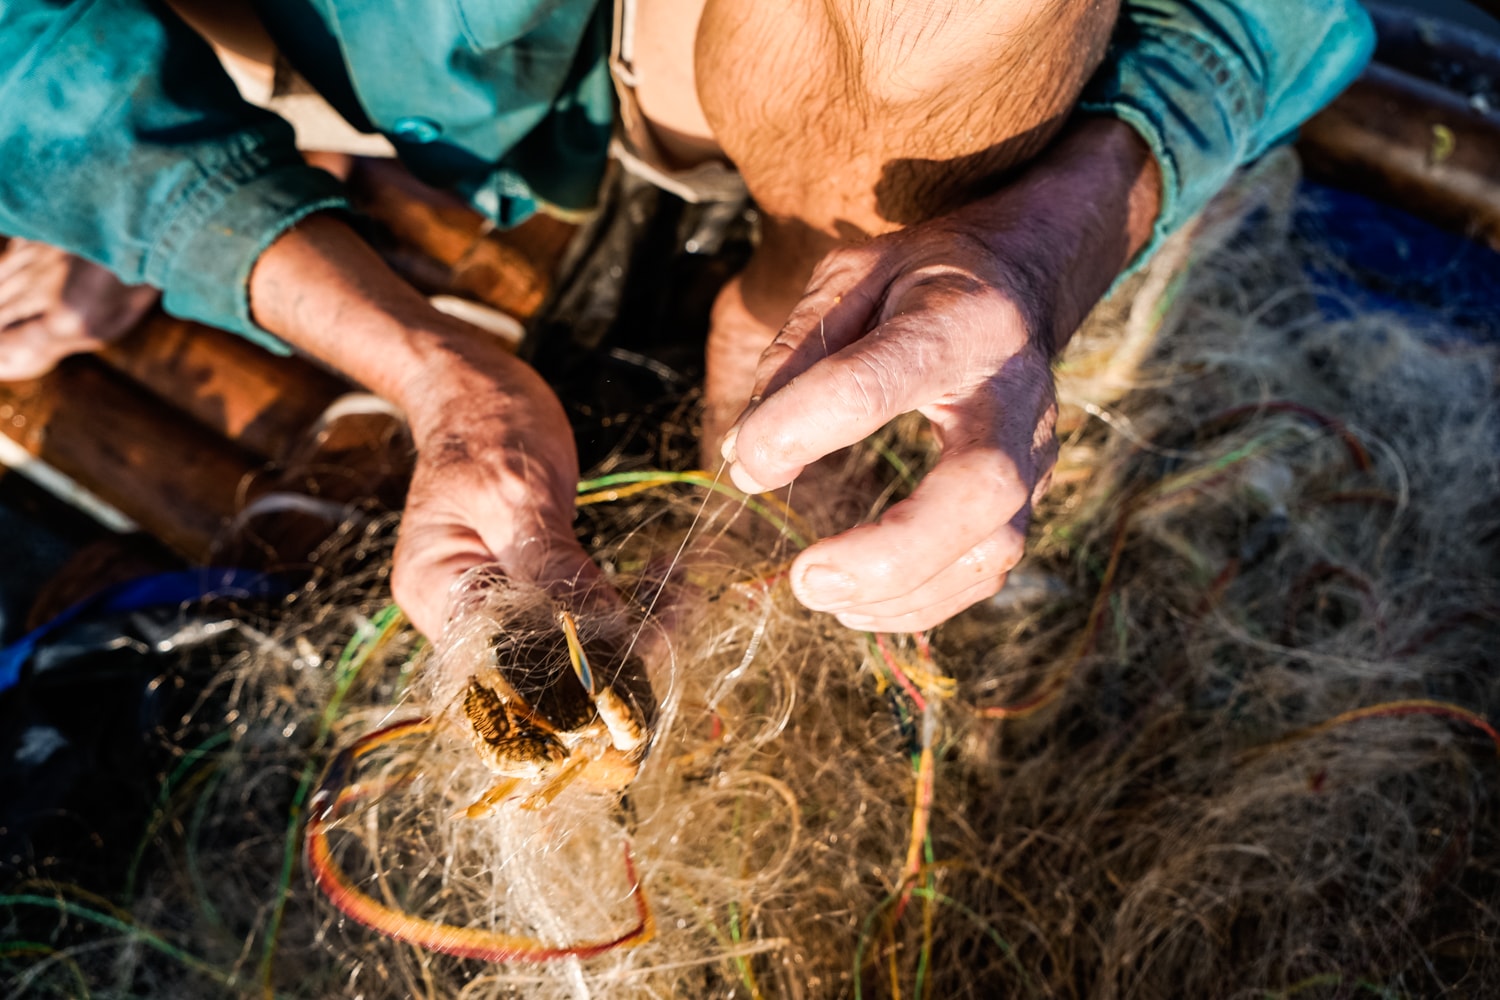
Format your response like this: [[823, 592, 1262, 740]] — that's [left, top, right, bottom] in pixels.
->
[[459, 610, 651, 816]]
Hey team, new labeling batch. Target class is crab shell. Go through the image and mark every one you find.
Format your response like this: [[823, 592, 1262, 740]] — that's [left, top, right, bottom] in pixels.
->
[[462, 676, 648, 792]]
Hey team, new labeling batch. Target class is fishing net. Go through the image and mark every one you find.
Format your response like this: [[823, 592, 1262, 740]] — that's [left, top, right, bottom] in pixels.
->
[[6, 153, 1499, 998]]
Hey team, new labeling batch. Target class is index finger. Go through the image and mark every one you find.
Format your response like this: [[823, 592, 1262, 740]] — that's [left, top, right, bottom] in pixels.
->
[[724, 306, 963, 495], [725, 269, 1034, 494]]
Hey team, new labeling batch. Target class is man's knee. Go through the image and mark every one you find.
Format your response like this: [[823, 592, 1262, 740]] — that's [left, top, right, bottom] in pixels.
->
[[696, 0, 1119, 233]]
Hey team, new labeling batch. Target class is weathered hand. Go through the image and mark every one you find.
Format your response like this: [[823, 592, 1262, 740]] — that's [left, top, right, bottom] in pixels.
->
[[721, 219, 1059, 633], [720, 117, 1163, 633], [246, 213, 605, 641], [0, 238, 158, 380], [390, 332, 602, 640]]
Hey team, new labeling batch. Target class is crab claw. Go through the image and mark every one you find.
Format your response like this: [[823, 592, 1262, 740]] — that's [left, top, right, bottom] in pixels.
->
[[559, 610, 651, 756], [594, 684, 650, 754]]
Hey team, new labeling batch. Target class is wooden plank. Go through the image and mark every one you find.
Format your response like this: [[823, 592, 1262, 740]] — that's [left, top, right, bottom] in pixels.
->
[[1367, 1, 1500, 88], [1368, 1, 1500, 91], [1299, 63, 1500, 252], [0, 359, 263, 562], [98, 311, 349, 463], [348, 158, 576, 320]]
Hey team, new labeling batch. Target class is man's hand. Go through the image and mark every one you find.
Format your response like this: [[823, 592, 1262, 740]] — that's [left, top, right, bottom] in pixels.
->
[[721, 118, 1163, 632], [721, 222, 1060, 634], [390, 334, 602, 639], [249, 214, 600, 639]]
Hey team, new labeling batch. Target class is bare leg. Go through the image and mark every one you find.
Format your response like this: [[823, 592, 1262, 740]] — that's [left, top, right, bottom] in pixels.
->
[[0, 240, 159, 381], [702, 218, 838, 449], [650, 0, 1119, 455]]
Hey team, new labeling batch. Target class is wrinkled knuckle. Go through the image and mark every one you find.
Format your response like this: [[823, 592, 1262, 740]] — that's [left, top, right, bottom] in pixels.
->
[[941, 231, 1003, 281], [858, 554, 904, 597], [756, 336, 798, 374], [819, 243, 876, 278], [806, 255, 847, 291], [46, 310, 87, 341], [834, 353, 900, 419], [975, 451, 1030, 510], [990, 528, 1027, 571]]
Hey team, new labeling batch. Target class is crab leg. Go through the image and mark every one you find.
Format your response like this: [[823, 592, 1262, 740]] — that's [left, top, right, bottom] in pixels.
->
[[559, 609, 596, 693], [593, 686, 649, 754], [461, 777, 522, 820], [520, 753, 590, 810]]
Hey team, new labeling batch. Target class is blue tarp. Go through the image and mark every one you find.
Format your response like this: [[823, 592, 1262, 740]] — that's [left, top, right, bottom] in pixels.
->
[[0, 568, 284, 696]]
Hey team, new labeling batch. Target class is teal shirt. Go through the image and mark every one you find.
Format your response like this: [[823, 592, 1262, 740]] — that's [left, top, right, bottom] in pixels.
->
[[1082, 0, 1375, 274], [0, 0, 1373, 352], [254, 0, 615, 219]]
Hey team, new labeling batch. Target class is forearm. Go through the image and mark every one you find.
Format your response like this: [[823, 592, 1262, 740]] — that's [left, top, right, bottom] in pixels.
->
[[248, 212, 594, 634], [952, 117, 1162, 357], [963, 0, 1375, 351], [248, 214, 437, 406], [247, 214, 550, 445], [1018, 117, 1161, 353]]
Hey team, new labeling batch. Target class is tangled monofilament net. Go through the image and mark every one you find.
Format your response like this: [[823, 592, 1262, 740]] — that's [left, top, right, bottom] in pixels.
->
[[10, 155, 1499, 998]]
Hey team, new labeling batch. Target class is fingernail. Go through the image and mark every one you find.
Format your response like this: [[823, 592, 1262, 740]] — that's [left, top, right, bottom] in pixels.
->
[[719, 394, 761, 464], [719, 424, 740, 464], [728, 462, 772, 496], [796, 564, 857, 608]]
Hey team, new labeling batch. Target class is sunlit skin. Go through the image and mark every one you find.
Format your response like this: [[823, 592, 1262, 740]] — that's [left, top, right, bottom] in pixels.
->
[[719, 120, 1161, 633], [245, 0, 1157, 641], [0, 239, 157, 379], [0, 0, 1159, 642]]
